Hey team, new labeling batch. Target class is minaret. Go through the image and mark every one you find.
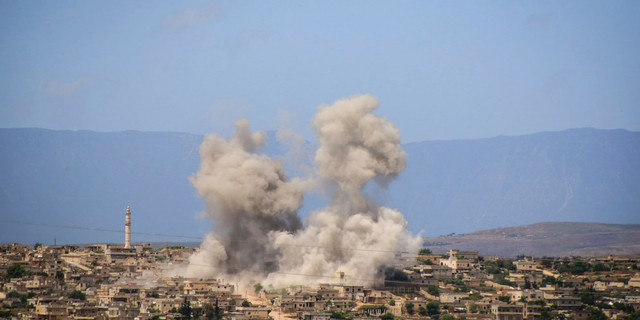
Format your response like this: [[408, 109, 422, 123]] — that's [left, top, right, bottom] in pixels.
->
[[125, 205, 131, 248]]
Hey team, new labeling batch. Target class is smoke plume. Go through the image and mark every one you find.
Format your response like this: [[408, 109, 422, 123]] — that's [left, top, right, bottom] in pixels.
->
[[185, 118, 305, 278], [185, 95, 421, 286]]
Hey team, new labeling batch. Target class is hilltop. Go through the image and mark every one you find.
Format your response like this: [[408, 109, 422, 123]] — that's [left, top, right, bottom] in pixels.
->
[[423, 222, 640, 257]]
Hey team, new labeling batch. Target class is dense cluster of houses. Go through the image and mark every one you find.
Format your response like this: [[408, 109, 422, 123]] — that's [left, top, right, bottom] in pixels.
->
[[1, 243, 639, 320]]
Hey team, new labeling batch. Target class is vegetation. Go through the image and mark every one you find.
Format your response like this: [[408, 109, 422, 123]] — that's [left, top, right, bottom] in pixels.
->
[[241, 300, 251, 307], [427, 284, 440, 296], [592, 262, 610, 272], [7, 264, 27, 279], [179, 297, 192, 319], [379, 313, 394, 319], [426, 302, 440, 317], [404, 302, 414, 315], [68, 290, 86, 301], [254, 283, 264, 294], [330, 311, 351, 319], [359, 305, 387, 311], [418, 248, 432, 255]]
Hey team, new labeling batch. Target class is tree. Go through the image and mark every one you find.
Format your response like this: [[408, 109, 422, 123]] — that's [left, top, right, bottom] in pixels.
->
[[180, 297, 192, 319], [579, 288, 596, 306], [523, 278, 532, 289], [427, 285, 440, 296], [586, 306, 607, 320], [68, 290, 86, 301], [55, 271, 65, 282], [204, 303, 214, 320], [404, 302, 414, 315], [388, 300, 395, 306], [241, 300, 251, 307], [379, 313, 394, 319], [419, 248, 432, 255], [426, 302, 440, 317], [417, 307, 427, 316], [629, 311, 640, 320], [539, 309, 552, 320], [592, 263, 610, 272], [214, 298, 221, 320], [254, 283, 264, 294], [7, 264, 26, 279], [34, 243, 43, 250], [469, 304, 478, 313], [229, 299, 236, 306]]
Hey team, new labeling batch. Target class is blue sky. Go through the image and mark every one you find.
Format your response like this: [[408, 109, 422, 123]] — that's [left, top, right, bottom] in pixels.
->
[[1, 1, 638, 143]]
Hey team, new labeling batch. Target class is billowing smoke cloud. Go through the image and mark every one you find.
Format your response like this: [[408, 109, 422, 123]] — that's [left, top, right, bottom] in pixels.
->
[[185, 94, 421, 286], [185, 118, 305, 278]]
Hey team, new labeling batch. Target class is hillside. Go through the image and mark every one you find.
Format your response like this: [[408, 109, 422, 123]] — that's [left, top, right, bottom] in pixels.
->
[[1, 127, 639, 244], [422, 222, 640, 257]]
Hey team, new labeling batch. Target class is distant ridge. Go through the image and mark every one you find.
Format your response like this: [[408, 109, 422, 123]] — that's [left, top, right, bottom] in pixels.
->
[[423, 222, 640, 257], [1, 127, 639, 244]]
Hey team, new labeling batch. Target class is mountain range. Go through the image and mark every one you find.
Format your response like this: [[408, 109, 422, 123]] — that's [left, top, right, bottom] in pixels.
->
[[0, 127, 638, 245]]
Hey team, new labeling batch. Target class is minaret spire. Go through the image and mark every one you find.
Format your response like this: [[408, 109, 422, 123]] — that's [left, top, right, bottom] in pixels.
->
[[125, 205, 131, 248]]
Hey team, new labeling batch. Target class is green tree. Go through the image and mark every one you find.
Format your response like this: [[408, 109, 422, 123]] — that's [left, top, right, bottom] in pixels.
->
[[68, 290, 86, 301], [7, 264, 26, 279], [586, 306, 607, 320], [469, 304, 478, 313], [592, 263, 610, 272], [254, 283, 264, 294], [55, 271, 65, 282], [34, 243, 43, 250], [441, 315, 455, 320], [570, 261, 591, 274], [426, 302, 440, 317], [229, 299, 236, 306], [419, 248, 432, 255], [579, 287, 596, 306], [417, 307, 427, 316], [538, 309, 552, 320], [204, 303, 214, 320], [330, 312, 350, 319], [404, 302, 414, 315], [628, 311, 640, 320], [379, 313, 394, 319], [388, 300, 395, 306], [180, 297, 192, 319], [241, 300, 251, 307], [427, 284, 440, 296], [0, 310, 12, 318], [214, 298, 222, 320]]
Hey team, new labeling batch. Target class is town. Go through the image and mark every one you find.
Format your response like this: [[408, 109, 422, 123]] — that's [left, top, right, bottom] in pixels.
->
[[1, 241, 639, 320]]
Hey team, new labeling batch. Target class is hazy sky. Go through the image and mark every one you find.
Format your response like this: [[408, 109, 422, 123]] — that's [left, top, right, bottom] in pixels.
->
[[1, 1, 638, 143]]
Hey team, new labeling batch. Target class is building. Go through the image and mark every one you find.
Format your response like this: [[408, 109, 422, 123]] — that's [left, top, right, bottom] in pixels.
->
[[124, 205, 131, 249]]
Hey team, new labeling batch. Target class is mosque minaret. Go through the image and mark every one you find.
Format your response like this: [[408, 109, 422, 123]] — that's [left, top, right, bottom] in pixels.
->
[[124, 205, 131, 248]]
